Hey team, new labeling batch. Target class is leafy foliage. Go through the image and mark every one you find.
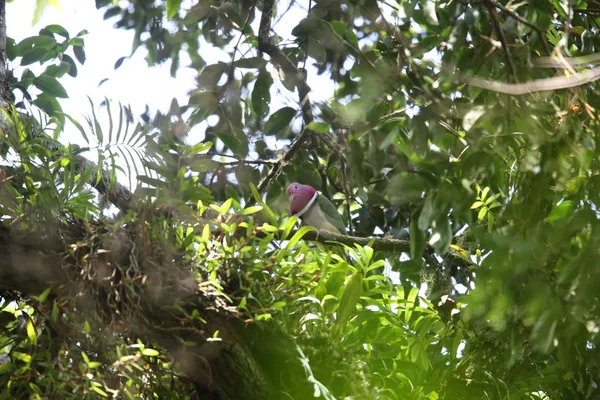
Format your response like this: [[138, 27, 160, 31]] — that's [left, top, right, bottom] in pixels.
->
[[3, 0, 600, 399]]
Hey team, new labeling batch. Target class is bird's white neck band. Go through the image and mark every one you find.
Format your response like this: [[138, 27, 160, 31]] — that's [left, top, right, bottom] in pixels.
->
[[294, 192, 318, 218]]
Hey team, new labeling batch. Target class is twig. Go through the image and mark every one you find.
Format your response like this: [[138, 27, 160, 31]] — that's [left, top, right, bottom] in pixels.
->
[[564, 0, 574, 54], [255, 128, 312, 194], [534, 52, 600, 68], [339, 150, 353, 236], [258, 0, 314, 125], [485, 0, 518, 82], [227, 0, 257, 83], [380, 0, 399, 11], [311, 149, 330, 197], [187, 154, 278, 167], [209, 164, 222, 190], [254, 0, 316, 196], [486, 0, 551, 55], [376, 5, 432, 98], [574, 8, 600, 15]]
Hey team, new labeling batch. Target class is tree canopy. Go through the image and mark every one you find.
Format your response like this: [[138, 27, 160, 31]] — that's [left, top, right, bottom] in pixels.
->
[[1, 0, 600, 399]]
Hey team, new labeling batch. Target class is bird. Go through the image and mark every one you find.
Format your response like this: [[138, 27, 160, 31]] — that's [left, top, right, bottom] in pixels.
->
[[286, 182, 347, 235]]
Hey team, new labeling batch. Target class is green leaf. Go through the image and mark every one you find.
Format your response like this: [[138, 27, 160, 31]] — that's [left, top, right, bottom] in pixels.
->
[[470, 201, 484, 209], [6, 37, 16, 60], [142, 348, 160, 357], [91, 387, 109, 397], [114, 56, 126, 69], [37, 287, 52, 302], [188, 91, 218, 115], [69, 37, 85, 47], [263, 107, 296, 136], [20, 48, 49, 65], [12, 352, 31, 363], [307, 121, 330, 134], [335, 271, 363, 333], [41, 24, 70, 39], [405, 286, 419, 323], [295, 162, 321, 189], [62, 54, 78, 77], [410, 218, 426, 261], [33, 93, 63, 117], [285, 226, 314, 252], [138, 175, 166, 188], [62, 113, 89, 143], [0, 362, 13, 375], [210, 198, 233, 215], [183, 141, 213, 157], [33, 74, 68, 98], [198, 63, 226, 89], [15, 35, 56, 57], [418, 197, 434, 230], [546, 200, 574, 222], [250, 182, 277, 226], [212, 131, 248, 158], [281, 216, 300, 240], [306, 38, 326, 63], [330, 20, 345, 36], [252, 68, 272, 119], [166, 0, 183, 18], [32, 0, 57, 25], [480, 186, 490, 201], [432, 216, 452, 254], [73, 45, 86, 64], [26, 319, 37, 346], [44, 61, 72, 78], [183, 5, 214, 24], [240, 205, 263, 215], [485, 193, 501, 205], [477, 207, 488, 221]]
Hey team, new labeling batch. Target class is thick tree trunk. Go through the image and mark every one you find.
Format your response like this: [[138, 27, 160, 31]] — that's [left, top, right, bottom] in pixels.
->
[[0, 0, 7, 102], [0, 222, 312, 399], [0, 4, 314, 398]]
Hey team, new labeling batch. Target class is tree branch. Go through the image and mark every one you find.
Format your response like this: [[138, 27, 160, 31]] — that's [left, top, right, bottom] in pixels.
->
[[465, 67, 600, 94], [300, 229, 413, 253], [485, 0, 518, 82], [258, 0, 313, 125], [254, 0, 317, 195], [534, 52, 600, 68], [0, 220, 314, 400], [73, 154, 131, 213], [485, 0, 551, 55], [0, 0, 7, 101]]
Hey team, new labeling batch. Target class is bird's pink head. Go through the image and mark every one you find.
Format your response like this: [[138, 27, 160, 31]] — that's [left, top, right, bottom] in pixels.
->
[[286, 182, 317, 216]]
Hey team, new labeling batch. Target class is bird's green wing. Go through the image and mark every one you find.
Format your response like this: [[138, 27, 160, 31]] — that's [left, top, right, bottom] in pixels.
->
[[317, 195, 348, 235]]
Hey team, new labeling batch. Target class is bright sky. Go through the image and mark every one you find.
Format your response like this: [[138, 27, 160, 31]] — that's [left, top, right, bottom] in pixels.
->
[[6, 0, 336, 149], [7, 0, 198, 145]]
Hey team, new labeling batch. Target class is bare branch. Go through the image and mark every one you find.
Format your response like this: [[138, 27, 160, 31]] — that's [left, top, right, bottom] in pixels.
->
[[465, 67, 600, 94], [74, 154, 131, 213], [258, 0, 313, 125], [485, 0, 518, 82], [534, 52, 600, 68], [485, 0, 551, 55], [254, 0, 317, 195]]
